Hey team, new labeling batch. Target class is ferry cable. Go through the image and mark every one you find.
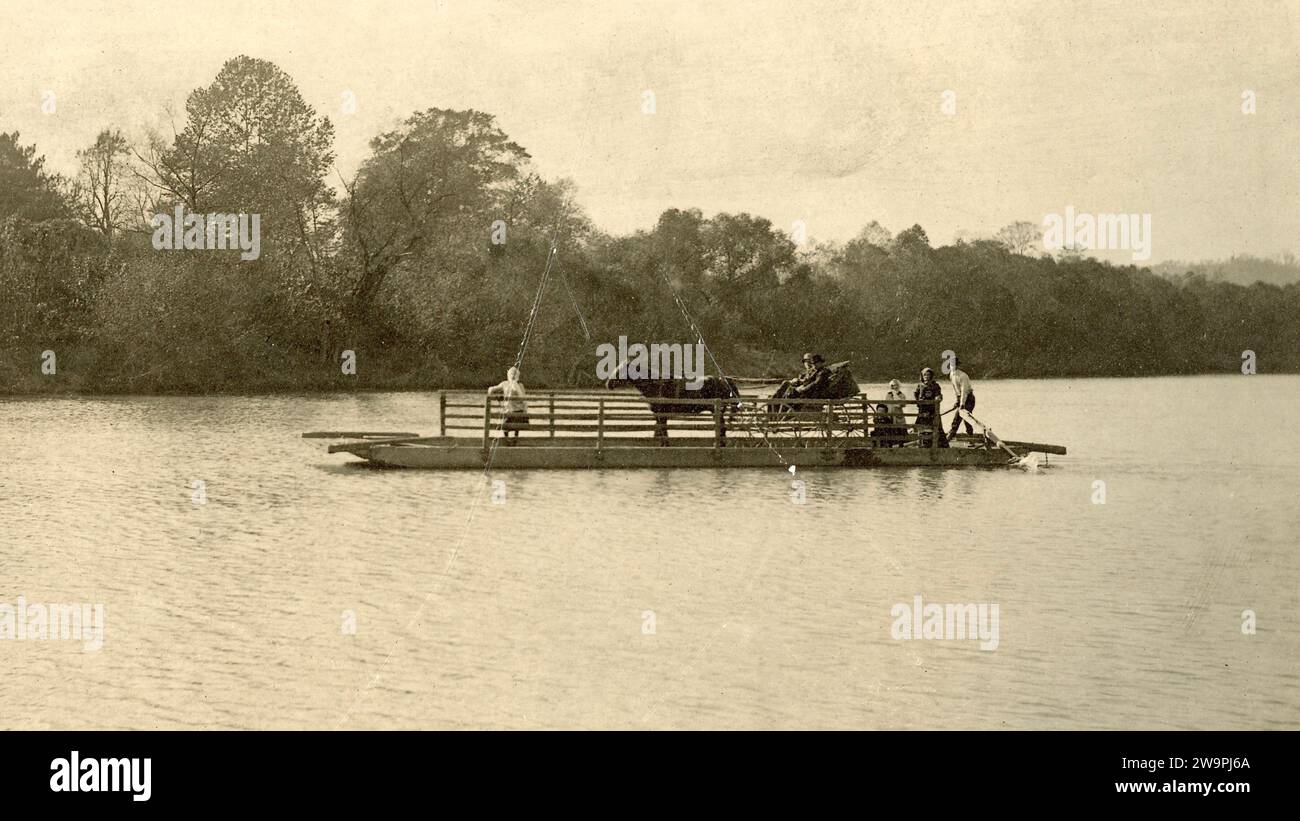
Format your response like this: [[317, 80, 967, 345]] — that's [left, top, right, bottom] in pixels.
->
[[649, 264, 794, 471], [556, 268, 592, 340], [512, 243, 560, 375]]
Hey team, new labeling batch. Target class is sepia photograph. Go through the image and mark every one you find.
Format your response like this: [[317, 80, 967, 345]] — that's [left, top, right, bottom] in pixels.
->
[[0, 0, 1296, 797]]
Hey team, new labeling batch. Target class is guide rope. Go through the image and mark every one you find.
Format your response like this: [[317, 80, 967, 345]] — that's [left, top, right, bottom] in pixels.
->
[[648, 265, 791, 469], [512, 241, 560, 374]]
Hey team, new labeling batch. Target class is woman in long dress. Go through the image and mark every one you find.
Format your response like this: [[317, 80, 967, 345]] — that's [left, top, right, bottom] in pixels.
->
[[487, 366, 530, 440]]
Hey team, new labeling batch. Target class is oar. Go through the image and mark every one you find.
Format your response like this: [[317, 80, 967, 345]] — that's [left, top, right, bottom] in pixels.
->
[[957, 409, 1024, 462]]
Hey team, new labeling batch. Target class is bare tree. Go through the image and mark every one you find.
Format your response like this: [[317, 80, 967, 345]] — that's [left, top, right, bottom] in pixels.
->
[[73, 129, 135, 242], [994, 220, 1043, 256]]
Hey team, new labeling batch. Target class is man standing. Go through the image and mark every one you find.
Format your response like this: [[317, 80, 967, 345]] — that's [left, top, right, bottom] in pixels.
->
[[947, 356, 976, 439]]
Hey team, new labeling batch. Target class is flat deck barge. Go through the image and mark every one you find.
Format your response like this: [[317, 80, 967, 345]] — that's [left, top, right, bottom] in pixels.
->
[[306, 391, 1066, 470]]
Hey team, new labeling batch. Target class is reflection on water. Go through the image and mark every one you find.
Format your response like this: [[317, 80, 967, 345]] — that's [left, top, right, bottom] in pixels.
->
[[1, 375, 1298, 728]]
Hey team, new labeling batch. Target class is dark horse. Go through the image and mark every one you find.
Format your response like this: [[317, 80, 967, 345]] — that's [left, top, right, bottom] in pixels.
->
[[606, 375, 741, 442]]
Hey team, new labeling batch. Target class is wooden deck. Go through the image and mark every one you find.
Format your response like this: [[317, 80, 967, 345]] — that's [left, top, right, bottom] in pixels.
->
[[308, 390, 1066, 470]]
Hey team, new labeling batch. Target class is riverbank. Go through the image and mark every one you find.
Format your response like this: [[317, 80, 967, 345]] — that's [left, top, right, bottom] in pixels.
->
[[2, 349, 1287, 397]]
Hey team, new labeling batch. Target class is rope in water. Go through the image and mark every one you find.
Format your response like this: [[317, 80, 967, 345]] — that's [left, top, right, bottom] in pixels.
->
[[345, 234, 561, 725]]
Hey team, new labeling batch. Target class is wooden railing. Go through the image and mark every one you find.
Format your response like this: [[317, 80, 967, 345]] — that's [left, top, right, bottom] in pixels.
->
[[438, 391, 947, 451]]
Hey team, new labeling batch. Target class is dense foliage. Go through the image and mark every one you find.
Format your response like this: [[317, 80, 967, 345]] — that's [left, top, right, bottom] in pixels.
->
[[1, 57, 1296, 393]]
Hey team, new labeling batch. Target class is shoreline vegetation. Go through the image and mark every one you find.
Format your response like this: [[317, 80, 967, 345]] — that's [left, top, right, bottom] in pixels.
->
[[2, 368, 1300, 400], [3, 56, 1298, 398]]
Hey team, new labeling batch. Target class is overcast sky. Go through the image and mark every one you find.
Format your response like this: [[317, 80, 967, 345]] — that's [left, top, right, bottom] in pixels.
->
[[2, 0, 1296, 263]]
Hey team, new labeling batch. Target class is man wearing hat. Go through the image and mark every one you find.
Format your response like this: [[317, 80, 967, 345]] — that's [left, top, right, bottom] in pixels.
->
[[789, 352, 831, 397]]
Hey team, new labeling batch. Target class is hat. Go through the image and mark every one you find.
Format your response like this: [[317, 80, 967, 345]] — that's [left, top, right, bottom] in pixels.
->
[[802, 353, 825, 364], [921, 367, 934, 376]]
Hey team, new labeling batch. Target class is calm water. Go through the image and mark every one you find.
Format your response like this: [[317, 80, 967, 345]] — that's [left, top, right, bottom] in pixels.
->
[[1, 375, 1297, 729]]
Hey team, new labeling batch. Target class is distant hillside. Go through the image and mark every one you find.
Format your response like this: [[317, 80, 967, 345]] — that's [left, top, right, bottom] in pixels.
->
[[1153, 254, 1300, 287]]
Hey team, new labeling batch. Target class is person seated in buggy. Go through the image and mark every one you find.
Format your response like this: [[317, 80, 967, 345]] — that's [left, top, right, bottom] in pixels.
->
[[770, 353, 859, 418], [785, 353, 831, 397]]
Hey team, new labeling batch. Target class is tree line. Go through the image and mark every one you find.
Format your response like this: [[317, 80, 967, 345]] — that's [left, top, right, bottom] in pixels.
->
[[1, 55, 1296, 394]]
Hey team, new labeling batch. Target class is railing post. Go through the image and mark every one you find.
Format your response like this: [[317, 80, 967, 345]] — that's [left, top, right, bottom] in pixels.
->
[[929, 399, 939, 452], [439, 392, 447, 437], [713, 398, 722, 448], [825, 398, 834, 439], [483, 393, 492, 451], [596, 397, 605, 451], [548, 394, 555, 438]]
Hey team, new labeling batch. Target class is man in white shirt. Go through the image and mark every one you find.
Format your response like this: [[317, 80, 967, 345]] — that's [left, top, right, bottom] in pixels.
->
[[947, 357, 976, 439]]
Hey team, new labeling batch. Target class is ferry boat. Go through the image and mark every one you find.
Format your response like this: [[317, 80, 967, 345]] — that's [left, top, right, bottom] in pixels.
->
[[305, 390, 1066, 470]]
